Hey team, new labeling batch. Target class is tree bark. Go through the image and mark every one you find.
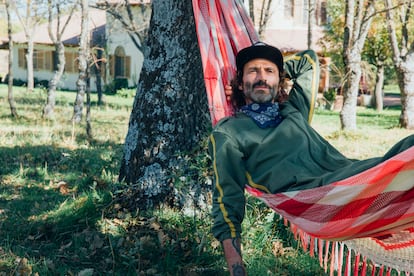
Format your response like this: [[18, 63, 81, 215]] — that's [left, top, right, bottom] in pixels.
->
[[119, 0, 209, 210], [6, 0, 18, 117]]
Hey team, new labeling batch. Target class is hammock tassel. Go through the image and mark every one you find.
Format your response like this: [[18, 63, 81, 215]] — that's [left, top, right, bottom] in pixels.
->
[[309, 236, 315, 257], [338, 242, 344, 276], [324, 240, 330, 273], [318, 238, 324, 268], [361, 256, 367, 276], [329, 242, 336, 276]]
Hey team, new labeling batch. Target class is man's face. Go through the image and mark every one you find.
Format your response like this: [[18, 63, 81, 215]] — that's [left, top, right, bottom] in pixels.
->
[[240, 58, 280, 104]]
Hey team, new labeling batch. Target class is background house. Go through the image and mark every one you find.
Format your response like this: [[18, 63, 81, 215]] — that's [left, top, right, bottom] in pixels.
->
[[1, 1, 150, 92], [5, 8, 106, 91]]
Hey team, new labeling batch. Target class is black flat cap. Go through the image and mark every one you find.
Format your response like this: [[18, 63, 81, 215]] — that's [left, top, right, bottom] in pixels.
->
[[236, 42, 284, 73]]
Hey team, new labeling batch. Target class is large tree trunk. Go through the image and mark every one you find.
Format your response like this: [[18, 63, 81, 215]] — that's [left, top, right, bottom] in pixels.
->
[[119, 0, 209, 210], [6, 0, 18, 117], [43, 42, 65, 119], [73, 0, 90, 123]]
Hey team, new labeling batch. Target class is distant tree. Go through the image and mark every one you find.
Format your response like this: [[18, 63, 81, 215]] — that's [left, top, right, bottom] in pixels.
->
[[5, 0, 18, 117], [307, 0, 316, 49], [340, 0, 375, 130], [118, 0, 209, 210], [363, 18, 392, 112], [43, 0, 78, 119], [14, 0, 44, 93], [385, 0, 414, 129], [93, 0, 151, 52], [72, 0, 93, 141], [248, 0, 273, 39]]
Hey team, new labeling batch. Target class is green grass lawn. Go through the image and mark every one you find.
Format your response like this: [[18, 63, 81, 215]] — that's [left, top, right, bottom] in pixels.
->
[[0, 84, 411, 275]]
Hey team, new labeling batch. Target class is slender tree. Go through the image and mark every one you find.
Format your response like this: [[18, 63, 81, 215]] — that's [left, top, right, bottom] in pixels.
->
[[14, 0, 43, 93], [118, 0, 209, 210], [385, 0, 414, 129], [6, 0, 18, 117], [307, 0, 316, 49], [43, 0, 78, 119], [247, 0, 273, 40], [72, 0, 90, 125], [363, 20, 392, 112], [340, 0, 375, 130]]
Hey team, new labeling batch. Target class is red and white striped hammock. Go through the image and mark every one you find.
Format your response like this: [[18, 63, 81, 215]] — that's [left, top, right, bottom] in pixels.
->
[[192, 0, 414, 274]]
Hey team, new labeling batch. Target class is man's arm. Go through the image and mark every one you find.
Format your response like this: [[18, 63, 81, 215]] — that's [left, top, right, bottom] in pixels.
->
[[222, 238, 246, 276], [284, 50, 320, 123]]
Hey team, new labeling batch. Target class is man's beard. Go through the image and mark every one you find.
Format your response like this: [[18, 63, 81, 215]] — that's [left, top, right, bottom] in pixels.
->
[[244, 80, 278, 103]]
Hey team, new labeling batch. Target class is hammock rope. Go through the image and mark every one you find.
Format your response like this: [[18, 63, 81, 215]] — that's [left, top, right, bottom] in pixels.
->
[[192, 0, 414, 274]]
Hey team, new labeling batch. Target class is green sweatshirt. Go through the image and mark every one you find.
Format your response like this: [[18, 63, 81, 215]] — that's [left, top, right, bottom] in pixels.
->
[[208, 50, 414, 242]]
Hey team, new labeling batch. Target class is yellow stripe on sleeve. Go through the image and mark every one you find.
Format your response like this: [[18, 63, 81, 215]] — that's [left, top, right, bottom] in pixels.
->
[[209, 134, 237, 238], [245, 172, 271, 193]]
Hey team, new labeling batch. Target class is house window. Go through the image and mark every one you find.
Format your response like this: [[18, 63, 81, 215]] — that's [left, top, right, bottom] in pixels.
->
[[33, 49, 53, 71], [18, 48, 26, 68], [110, 46, 131, 79], [18, 48, 56, 71], [64, 51, 78, 73]]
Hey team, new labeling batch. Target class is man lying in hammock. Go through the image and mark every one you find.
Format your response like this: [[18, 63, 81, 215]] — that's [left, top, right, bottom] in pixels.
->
[[208, 42, 414, 275]]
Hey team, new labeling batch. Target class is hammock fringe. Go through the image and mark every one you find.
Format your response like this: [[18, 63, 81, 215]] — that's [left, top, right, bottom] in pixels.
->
[[287, 219, 414, 276]]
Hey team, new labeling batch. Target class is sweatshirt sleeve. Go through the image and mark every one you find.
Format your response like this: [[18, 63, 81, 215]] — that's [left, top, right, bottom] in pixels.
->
[[208, 129, 247, 241], [284, 50, 320, 123]]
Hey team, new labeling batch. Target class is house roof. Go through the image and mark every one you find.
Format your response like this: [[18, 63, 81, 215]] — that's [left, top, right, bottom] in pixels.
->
[[262, 27, 325, 54], [9, 8, 106, 47]]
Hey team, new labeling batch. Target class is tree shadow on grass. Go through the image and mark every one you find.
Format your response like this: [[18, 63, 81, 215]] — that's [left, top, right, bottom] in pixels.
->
[[0, 142, 227, 275], [0, 142, 125, 273]]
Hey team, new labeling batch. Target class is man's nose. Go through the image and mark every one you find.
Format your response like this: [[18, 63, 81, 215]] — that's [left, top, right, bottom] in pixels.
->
[[256, 68, 265, 80]]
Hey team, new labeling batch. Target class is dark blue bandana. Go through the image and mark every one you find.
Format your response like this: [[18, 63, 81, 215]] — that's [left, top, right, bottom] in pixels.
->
[[240, 103, 283, 128]]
